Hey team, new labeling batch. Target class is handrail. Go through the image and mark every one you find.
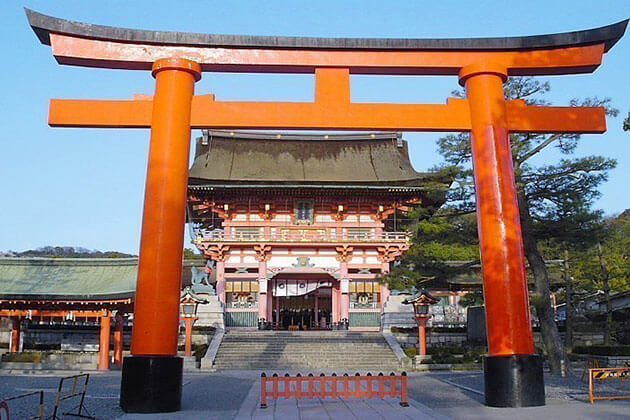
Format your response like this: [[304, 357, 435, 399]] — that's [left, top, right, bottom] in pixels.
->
[[195, 231, 410, 243]]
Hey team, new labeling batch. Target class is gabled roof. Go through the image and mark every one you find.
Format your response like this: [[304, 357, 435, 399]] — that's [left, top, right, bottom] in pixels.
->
[[189, 131, 442, 188], [0, 258, 206, 301]]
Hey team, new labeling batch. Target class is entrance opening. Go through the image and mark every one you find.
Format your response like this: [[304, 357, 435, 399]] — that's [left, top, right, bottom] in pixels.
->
[[271, 278, 335, 330]]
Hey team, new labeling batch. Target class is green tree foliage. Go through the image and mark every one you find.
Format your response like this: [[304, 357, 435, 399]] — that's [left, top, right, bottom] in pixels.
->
[[383, 210, 480, 291], [11, 246, 135, 258], [572, 211, 630, 293], [183, 247, 204, 259], [624, 111, 630, 131]]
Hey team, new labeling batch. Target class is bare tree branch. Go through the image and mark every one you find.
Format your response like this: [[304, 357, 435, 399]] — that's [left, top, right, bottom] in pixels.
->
[[517, 133, 563, 163]]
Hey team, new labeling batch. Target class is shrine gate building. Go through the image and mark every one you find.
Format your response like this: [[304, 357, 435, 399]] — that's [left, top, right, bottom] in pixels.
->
[[188, 130, 447, 330]]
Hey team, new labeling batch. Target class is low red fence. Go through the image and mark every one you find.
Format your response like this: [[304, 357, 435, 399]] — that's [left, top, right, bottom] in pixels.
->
[[260, 372, 409, 408]]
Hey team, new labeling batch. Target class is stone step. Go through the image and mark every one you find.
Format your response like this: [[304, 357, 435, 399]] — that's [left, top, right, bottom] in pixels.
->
[[215, 353, 395, 358], [220, 341, 389, 344], [215, 352, 395, 356], [217, 345, 391, 350], [214, 362, 400, 367], [221, 338, 387, 342], [214, 355, 398, 361], [214, 365, 401, 371], [213, 330, 400, 371]]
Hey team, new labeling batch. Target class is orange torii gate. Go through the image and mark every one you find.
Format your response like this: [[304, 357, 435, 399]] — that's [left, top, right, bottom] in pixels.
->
[[26, 9, 627, 412]]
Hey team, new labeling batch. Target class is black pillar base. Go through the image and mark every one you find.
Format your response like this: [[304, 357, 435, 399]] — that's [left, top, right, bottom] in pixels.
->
[[484, 354, 545, 407], [120, 355, 182, 413]]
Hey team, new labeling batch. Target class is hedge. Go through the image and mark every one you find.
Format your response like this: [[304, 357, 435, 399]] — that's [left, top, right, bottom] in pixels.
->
[[572, 345, 630, 356]]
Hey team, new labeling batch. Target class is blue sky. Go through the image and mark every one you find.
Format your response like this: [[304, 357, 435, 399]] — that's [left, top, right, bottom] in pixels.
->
[[0, 1, 628, 254]]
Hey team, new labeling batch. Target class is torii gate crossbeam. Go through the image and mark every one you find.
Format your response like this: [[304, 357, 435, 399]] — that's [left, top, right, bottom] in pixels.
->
[[26, 8, 627, 413]]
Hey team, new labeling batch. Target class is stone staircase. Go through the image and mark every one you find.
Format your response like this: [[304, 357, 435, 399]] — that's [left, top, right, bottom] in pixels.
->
[[212, 330, 402, 372]]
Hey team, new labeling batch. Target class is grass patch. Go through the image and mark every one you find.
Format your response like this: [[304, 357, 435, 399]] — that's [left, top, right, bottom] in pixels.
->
[[404, 347, 418, 358], [1, 351, 45, 363]]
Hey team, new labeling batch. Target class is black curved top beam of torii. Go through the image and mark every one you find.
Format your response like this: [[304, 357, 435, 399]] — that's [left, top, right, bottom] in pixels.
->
[[25, 8, 627, 76], [26, 8, 627, 52]]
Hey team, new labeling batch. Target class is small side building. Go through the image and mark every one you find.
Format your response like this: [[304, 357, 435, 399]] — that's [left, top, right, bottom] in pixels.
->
[[0, 257, 212, 369]]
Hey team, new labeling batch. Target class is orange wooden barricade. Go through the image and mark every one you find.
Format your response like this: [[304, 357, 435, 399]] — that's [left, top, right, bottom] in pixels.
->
[[260, 372, 409, 408], [588, 367, 630, 405]]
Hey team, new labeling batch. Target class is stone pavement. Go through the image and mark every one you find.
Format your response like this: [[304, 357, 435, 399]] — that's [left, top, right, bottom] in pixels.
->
[[120, 371, 444, 419], [2, 370, 630, 419], [407, 371, 630, 420]]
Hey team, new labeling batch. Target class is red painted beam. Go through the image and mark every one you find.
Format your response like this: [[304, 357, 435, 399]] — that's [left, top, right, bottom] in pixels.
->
[[48, 96, 606, 133], [48, 33, 607, 76]]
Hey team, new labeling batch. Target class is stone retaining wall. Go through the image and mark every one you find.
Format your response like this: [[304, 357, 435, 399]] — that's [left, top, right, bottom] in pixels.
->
[[393, 330, 604, 350], [0, 328, 214, 351]]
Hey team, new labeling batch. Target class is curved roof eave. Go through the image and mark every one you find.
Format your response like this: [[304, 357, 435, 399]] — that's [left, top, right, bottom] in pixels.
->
[[26, 8, 627, 53]]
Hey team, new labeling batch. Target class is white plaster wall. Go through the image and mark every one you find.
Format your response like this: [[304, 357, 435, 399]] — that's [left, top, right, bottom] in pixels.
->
[[267, 255, 339, 268], [267, 256, 299, 268], [318, 250, 336, 255], [306, 256, 339, 268], [365, 257, 380, 264]]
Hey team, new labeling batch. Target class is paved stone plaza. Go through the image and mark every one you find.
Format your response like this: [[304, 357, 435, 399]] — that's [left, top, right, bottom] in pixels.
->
[[1, 370, 629, 419]]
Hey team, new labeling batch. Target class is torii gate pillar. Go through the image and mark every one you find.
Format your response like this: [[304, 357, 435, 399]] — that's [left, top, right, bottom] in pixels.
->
[[461, 64, 544, 406], [119, 58, 201, 413]]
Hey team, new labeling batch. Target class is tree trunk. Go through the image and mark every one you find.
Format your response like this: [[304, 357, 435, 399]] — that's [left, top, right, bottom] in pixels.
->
[[517, 190, 566, 375], [597, 243, 613, 345], [564, 247, 574, 352]]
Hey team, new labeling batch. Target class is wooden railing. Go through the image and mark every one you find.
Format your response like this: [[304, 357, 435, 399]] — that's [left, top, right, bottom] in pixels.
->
[[196, 230, 410, 243], [260, 372, 409, 408]]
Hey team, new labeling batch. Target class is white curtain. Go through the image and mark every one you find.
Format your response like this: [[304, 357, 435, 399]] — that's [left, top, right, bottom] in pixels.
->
[[272, 279, 332, 297]]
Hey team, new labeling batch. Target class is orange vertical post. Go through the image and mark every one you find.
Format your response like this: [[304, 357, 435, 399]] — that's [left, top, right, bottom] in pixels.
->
[[114, 314, 124, 366], [120, 57, 201, 413], [461, 64, 534, 356], [460, 63, 543, 407], [99, 312, 111, 371], [418, 317, 427, 356], [9, 318, 20, 353], [130, 57, 201, 356], [184, 317, 194, 357]]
